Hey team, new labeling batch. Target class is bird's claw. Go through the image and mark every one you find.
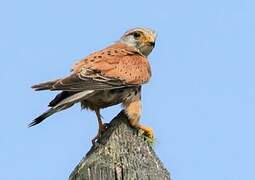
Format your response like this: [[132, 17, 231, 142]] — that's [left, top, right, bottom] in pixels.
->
[[103, 123, 110, 129], [139, 127, 154, 139], [92, 123, 109, 144]]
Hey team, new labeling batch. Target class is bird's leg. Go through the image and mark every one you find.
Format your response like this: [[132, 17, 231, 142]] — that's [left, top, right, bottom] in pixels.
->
[[123, 97, 154, 139], [92, 109, 108, 144]]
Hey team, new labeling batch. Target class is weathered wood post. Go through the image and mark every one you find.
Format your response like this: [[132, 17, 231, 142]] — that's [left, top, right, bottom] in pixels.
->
[[69, 111, 170, 180]]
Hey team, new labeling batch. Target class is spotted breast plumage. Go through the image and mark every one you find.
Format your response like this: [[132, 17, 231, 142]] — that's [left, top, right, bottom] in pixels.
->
[[29, 27, 157, 143]]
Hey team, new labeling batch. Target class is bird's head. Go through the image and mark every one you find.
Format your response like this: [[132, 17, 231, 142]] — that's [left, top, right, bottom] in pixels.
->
[[120, 27, 157, 57]]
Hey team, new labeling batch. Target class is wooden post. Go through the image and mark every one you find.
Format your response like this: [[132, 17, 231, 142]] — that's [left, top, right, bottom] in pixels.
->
[[69, 111, 170, 180]]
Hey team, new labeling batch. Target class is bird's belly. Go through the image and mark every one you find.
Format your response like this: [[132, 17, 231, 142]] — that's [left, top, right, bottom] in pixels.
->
[[81, 87, 139, 110]]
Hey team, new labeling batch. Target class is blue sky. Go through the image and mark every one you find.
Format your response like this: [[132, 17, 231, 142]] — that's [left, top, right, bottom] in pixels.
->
[[1, 0, 255, 179]]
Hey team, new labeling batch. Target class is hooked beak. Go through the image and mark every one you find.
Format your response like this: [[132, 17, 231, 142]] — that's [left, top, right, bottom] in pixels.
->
[[146, 31, 157, 48], [148, 41, 155, 47]]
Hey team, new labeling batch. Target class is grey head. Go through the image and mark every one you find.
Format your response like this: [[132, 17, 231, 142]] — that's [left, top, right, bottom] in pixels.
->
[[119, 27, 157, 57]]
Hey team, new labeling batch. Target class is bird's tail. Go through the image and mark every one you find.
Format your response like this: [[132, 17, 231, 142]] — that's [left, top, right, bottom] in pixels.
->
[[29, 90, 95, 127], [28, 107, 60, 127]]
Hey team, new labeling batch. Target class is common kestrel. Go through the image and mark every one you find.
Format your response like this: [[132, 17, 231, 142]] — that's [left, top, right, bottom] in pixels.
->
[[29, 27, 157, 143]]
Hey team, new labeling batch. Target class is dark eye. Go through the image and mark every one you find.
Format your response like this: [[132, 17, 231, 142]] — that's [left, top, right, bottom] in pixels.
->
[[133, 32, 141, 39]]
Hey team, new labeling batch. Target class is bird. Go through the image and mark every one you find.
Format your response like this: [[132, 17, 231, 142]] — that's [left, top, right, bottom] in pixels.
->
[[29, 27, 157, 144]]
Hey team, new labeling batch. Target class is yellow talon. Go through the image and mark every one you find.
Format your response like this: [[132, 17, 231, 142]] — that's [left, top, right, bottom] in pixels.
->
[[143, 127, 154, 139], [138, 125, 154, 139]]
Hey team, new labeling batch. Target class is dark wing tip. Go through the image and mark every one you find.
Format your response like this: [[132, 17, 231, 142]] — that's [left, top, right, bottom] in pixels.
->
[[28, 115, 46, 127], [28, 108, 55, 128], [28, 120, 40, 127]]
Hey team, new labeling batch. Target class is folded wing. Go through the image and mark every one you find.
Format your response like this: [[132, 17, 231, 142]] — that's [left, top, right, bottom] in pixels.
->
[[32, 43, 151, 92]]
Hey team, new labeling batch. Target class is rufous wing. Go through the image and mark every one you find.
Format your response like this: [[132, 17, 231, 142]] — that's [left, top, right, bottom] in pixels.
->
[[32, 43, 151, 92]]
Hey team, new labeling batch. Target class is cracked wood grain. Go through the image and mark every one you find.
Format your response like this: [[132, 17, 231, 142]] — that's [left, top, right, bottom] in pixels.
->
[[69, 111, 170, 180]]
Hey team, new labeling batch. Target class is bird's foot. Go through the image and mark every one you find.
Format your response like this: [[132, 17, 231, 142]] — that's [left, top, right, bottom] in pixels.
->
[[138, 126, 155, 145], [91, 123, 109, 145], [139, 126, 154, 139], [135, 123, 154, 139]]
